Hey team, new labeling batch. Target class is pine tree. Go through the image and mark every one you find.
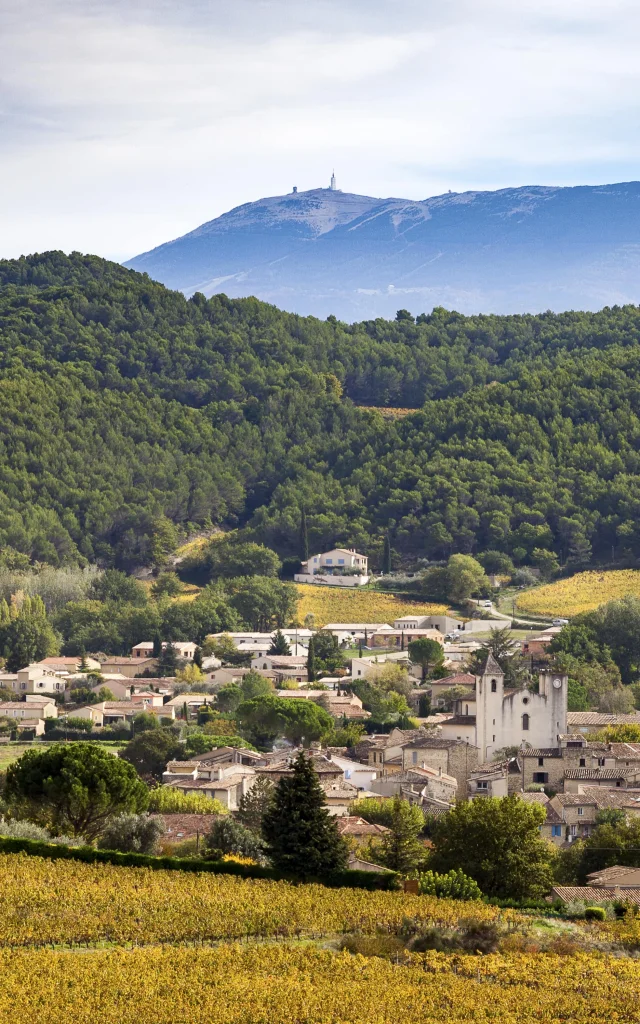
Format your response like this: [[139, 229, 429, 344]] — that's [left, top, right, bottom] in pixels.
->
[[306, 639, 316, 683], [268, 630, 291, 655], [300, 507, 309, 563], [262, 751, 348, 878], [383, 532, 392, 574]]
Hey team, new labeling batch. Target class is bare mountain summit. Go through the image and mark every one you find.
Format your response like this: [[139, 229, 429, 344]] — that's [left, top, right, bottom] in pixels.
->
[[125, 181, 640, 319]]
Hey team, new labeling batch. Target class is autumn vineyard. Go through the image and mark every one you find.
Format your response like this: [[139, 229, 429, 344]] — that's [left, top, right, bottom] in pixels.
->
[[3, 853, 640, 1022]]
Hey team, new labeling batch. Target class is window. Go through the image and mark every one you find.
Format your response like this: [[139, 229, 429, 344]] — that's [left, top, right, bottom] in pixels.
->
[[597, 758, 605, 767], [538, 757, 544, 767], [325, 558, 333, 564], [263, 663, 267, 669], [465, 705, 469, 715], [477, 781, 488, 790], [412, 751, 418, 765], [533, 772, 548, 784], [577, 807, 583, 816], [616, 780, 622, 787], [522, 713, 530, 731], [491, 680, 497, 692], [522, 697, 529, 705], [552, 825, 562, 837], [579, 758, 586, 767], [338, 559, 344, 565]]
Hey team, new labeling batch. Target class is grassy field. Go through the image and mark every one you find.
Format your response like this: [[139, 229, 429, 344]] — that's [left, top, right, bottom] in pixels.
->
[[295, 584, 448, 627], [516, 569, 640, 618]]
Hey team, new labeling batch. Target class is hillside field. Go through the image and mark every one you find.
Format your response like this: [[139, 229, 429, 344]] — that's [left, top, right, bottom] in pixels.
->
[[516, 570, 640, 618], [295, 584, 448, 627]]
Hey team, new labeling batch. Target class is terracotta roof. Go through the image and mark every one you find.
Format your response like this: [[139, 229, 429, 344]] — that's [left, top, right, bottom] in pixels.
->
[[552, 886, 640, 905], [479, 652, 503, 677], [567, 712, 640, 726], [580, 787, 640, 809], [521, 748, 563, 758], [552, 793, 599, 806], [430, 673, 476, 687], [150, 813, 218, 840], [586, 866, 640, 886], [564, 768, 635, 780], [443, 715, 476, 726], [336, 816, 390, 837]]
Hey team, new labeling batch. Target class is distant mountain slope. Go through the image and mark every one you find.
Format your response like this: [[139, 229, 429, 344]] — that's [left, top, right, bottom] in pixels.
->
[[125, 181, 640, 318]]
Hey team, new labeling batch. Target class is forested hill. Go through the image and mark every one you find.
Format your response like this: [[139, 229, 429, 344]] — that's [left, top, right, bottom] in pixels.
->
[[2, 250, 640, 569]]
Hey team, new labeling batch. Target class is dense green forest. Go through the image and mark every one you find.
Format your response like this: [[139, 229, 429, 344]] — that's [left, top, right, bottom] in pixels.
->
[[2, 250, 640, 569]]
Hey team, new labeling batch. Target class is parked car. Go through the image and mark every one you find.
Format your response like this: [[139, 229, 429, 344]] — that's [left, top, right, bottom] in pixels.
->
[[478, 600, 493, 609], [552, 618, 569, 626]]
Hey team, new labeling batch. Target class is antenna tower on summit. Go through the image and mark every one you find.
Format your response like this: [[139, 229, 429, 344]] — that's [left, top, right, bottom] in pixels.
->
[[330, 170, 337, 191]]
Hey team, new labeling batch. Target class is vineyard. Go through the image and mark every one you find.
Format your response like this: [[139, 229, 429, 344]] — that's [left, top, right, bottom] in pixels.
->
[[4, 853, 640, 1020], [0, 854, 502, 946], [4, 945, 640, 1024], [295, 584, 447, 628], [516, 569, 640, 618]]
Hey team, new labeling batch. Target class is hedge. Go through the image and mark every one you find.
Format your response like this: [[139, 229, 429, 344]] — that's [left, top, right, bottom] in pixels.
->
[[0, 836, 399, 891]]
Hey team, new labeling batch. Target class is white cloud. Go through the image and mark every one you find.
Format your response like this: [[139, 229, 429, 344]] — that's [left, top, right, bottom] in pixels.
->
[[1, 0, 640, 260]]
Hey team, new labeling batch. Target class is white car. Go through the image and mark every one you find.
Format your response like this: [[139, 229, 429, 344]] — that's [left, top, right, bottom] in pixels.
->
[[552, 618, 569, 626], [478, 600, 493, 609]]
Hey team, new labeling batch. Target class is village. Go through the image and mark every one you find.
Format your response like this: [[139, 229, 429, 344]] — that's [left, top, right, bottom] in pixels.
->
[[2, 547, 640, 907]]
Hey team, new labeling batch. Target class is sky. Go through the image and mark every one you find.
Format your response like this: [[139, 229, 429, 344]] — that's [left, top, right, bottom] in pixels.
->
[[2, 0, 640, 261]]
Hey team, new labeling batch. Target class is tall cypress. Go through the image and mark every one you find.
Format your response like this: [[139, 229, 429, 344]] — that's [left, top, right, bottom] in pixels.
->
[[262, 751, 348, 878], [383, 532, 392, 574], [300, 506, 309, 563], [306, 638, 316, 683]]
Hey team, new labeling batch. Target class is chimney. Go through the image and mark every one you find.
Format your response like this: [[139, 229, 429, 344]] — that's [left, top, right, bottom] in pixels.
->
[[292, 185, 297, 193]]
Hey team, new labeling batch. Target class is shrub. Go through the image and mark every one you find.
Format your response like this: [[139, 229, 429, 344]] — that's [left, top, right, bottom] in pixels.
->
[[204, 817, 265, 862], [97, 813, 165, 855], [584, 906, 607, 921], [418, 868, 483, 901], [0, 817, 81, 846]]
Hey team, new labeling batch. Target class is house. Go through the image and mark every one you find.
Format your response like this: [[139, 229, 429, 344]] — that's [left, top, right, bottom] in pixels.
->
[[74, 700, 175, 727], [349, 651, 414, 680], [322, 780, 363, 815], [563, 767, 640, 792], [91, 679, 173, 702], [131, 641, 196, 661], [164, 772, 255, 811], [369, 627, 444, 650], [394, 615, 464, 634], [546, 792, 600, 843], [327, 753, 377, 790], [322, 624, 392, 645], [6, 664, 67, 697], [99, 657, 158, 679], [256, 753, 344, 785], [467, 759, 517, 799], [302, 549, 368, 574], [429, 674, 476, 708], [274, 690, 370, 721], [357, 727, 425, 773], [370, 764, 457, 807], [164, 693, 217, 719], [39, 655, 101, 672], [250, 655, 308, 683], [0, 699, 57, 720], [401, 735, 480, 793], [208, 630, 314, 654], [566, 711, 640, 735], [129, 690, 165, 708]]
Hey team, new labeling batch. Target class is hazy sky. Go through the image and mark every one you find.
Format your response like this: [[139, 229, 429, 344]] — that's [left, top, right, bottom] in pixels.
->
[[2, 0, 640, 261]]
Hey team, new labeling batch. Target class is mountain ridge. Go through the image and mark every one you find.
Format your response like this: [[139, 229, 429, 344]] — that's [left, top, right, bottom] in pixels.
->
[[125, 180, 640, 319]]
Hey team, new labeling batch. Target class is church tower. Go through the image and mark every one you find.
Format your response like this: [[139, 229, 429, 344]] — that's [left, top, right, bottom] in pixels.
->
[[330, 170, 337, 191]]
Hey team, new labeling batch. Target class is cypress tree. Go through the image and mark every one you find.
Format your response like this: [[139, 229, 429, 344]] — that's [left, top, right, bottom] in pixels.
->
[[383, 532, 392, 574], [152, 633, 162, 658], [300, 506, 309, 563], [262, 751, 348, 878], [306, 638, 316, 682], [193, 646, 203, 669]]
